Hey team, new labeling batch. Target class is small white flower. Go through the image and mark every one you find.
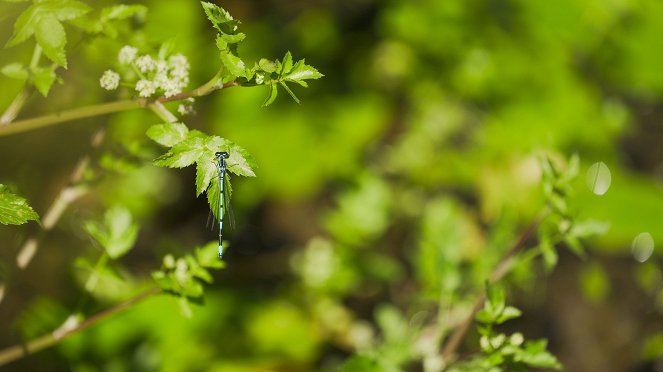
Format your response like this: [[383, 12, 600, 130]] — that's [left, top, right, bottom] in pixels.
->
[[135, 55, 156, 73], [155, 59, 168, 73], [135, 79, 156, 97], [169, 54, 190, 80], [99, 70, 120, 90], [178, 104, 192, 115], [118, 46, 138, 64], [161, 79, 183, 97], [255, 73, 265, 85]]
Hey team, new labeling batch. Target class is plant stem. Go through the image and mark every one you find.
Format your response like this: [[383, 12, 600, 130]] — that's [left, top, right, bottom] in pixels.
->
[[0, 88, 33, 125], [149, 101, 178, 123], [440, 211, 546, 361], [0, 45, 44, 125], [0, 81, 238, 138], [0, 100, 142, 137], [0, 287, 161, 367]]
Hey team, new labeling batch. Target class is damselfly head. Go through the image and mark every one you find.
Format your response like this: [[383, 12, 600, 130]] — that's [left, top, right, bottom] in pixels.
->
[[215, 151, 229, 159]]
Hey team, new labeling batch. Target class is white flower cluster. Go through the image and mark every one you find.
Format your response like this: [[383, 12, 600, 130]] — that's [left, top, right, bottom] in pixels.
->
[[98, 45, 191, 99], [99, 70, 120, 90], [128, 51, 190, 98]]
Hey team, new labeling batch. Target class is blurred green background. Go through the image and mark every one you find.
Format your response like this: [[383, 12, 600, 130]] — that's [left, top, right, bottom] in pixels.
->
[[1, 0, 663, 370]]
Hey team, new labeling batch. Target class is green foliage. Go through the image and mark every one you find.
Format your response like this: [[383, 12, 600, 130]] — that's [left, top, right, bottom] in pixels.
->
[[2, 0, 661, 370], [0, 184, 39, 225], [459, 284, 562, 371], [201, 2, 323, 106], [83, 205, 139, 259], [5, 0, 91, 67], [151, 242, 224, 317], [148, 122, 256, 220]]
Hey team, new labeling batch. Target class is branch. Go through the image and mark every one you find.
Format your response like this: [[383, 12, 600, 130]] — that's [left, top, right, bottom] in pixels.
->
[[0, 287, 161, 367], [440, 211, 546, 361], [12, 129, 106, 272], [0, 87, 33, 125], [0, 81, 238, 137]]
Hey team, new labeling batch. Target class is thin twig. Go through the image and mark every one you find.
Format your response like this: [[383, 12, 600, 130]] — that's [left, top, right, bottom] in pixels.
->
[[0, 87, 33, 125], [440, 211, 546, 361], [0, 287, 162, 367], [0, 81, 238, 138]]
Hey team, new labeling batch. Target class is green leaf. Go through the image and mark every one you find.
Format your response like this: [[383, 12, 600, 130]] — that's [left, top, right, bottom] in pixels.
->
[[282, 59, 323, 84], [1, 63, 28, 80], [258, 58, 277, 73], [486, 282, 506, 315], [0, 184, 39, 225], [496, 306, 522, 324], [32, 66, 57, 97], [517, 340, 562, 369], [154, 136, 206, 168], [35, 15, 66, 67], [569, 219, 610, 239], [219, 50, 245, 78], [100, 4, 146, 20], [219, 32, 245, 45], [84, 205, 139, 259], [539, 237, 558, 270], [280, 51, 293, 76], [195, 159, 216, 196], [6, 0, 91, 48], [201, 1, 240, 34], [564, 235, 586, 258], [207, 175, 222, 221], [226, 143, 257, 177], [146, 122, 189, 147], [196, 242, 225, 269], [262, 83, 278, 106]]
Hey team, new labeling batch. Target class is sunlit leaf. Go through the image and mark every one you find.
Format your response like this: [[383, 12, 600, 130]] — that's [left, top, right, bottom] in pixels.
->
[[0, 184, 39, 225], [146, 122, 189, 147]]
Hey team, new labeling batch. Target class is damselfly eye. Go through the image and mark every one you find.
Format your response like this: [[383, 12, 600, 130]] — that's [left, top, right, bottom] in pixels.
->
[[215, 151, 229, 159]]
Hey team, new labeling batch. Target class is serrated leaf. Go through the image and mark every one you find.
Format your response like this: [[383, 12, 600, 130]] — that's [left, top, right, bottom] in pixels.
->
[[219, 50, 245, 78], [282, 59, 323, 82], [6, 0, 91, 47], [32, 67, 57, 96], [201, 1, 240, 34], [262, 83, 278, 106], [35, 16, 67, 67], [6, 5, 40, 46], [226, 144, 257, 177], [280, 51, 293, 76], [196, 159, 216, 196], [154, 136, 206, 168], [146, 122, 189, 147], [207, 175, 221, 221], [1, 63, 28, 80], [0, 184, 40, 225], [258, 58, 277, 73], [219, 32, 245, 44]]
